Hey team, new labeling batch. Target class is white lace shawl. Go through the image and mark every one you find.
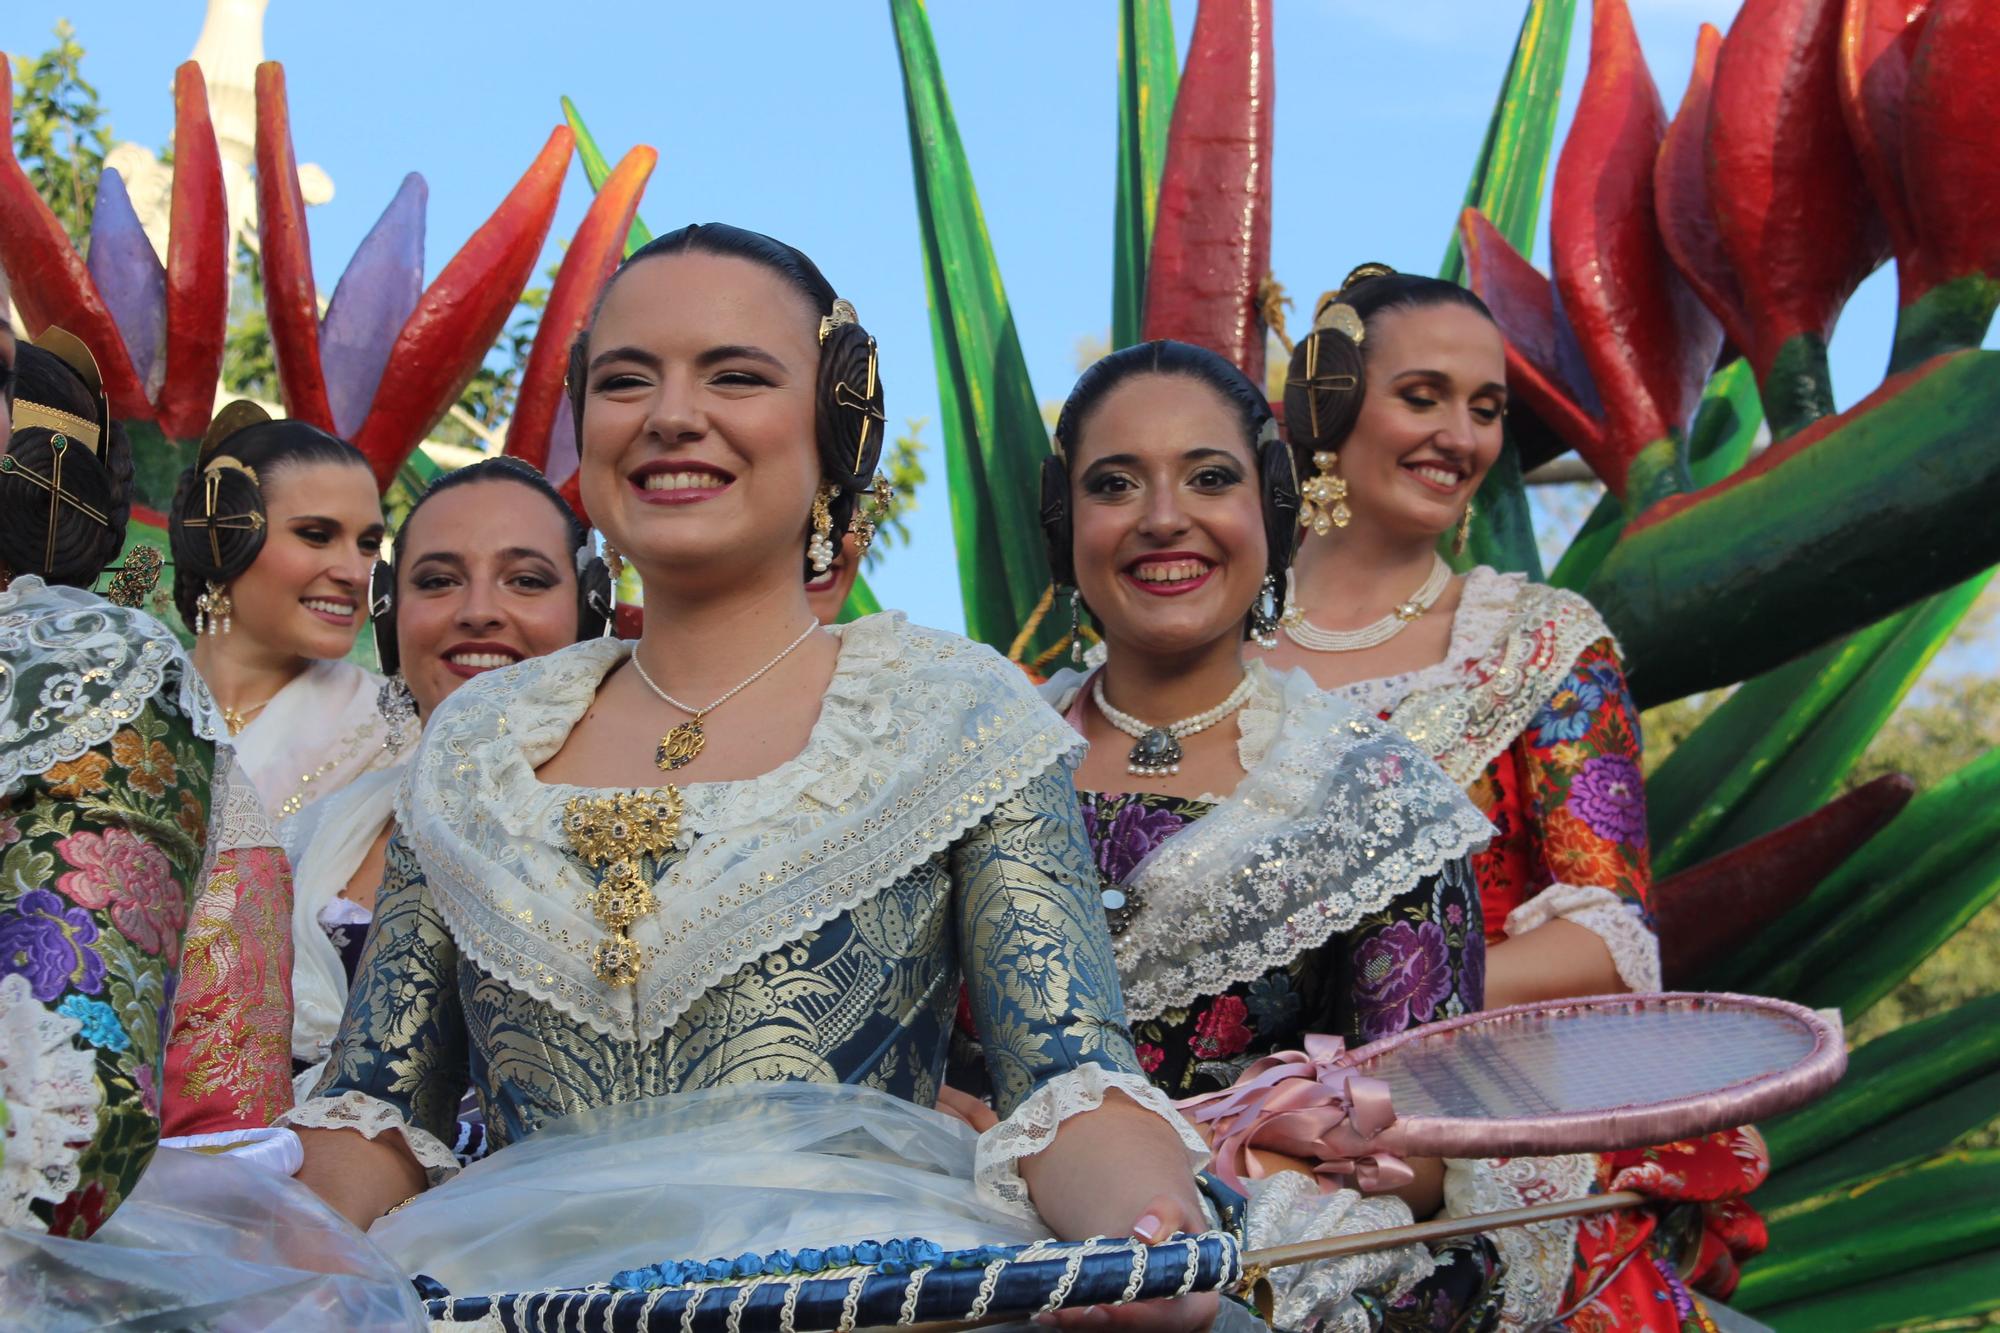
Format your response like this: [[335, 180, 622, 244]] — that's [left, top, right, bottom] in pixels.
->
[[1041, 662, 1495, 1022], [0, 577, 226, 796], [233, 658, 412, 824], [398, 613, 1086, 1046], [281, 764, 403, 1064]]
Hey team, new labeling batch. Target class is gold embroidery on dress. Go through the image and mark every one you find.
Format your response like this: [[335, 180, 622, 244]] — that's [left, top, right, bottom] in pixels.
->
[[562, 789, 684, 987]]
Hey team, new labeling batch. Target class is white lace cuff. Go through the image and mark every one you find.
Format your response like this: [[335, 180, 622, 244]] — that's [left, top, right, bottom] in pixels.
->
[[1504, 883, 1661, 993], [1444, 1154, 1595, 1332], [278, 1089, 462, 1185], [973, 1064, 1210, 1217]]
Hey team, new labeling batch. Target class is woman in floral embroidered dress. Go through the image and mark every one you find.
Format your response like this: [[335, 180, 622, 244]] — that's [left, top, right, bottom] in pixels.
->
[[285, 225, 1218, 1330], [0, 322, 293, 1238], [1018, 338, 1522, 1332], [1262, 267, 1761, 1331]]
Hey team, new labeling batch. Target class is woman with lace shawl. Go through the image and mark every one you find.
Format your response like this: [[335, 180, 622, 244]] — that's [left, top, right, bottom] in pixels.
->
[[1262, 268, 1763, 1329], [0, 320, 294, 1238], [1008, 338, 1540, 1332], [284, 224, 1219, 1330]]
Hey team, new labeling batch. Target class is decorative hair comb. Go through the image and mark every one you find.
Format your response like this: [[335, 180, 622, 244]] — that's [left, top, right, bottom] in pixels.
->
[[14, 327, 110, 457]]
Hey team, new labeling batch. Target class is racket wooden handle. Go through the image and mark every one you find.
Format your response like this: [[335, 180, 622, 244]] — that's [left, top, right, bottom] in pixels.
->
[[1243, 1189, 1648, 1269]]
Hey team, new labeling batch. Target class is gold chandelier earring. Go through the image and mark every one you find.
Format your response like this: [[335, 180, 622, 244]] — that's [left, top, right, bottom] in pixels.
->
[[1299, 452, 1351, 536], [195, 579, 234, 635], [1453, 502, 1475, 558], [807, 483, 839, 574]]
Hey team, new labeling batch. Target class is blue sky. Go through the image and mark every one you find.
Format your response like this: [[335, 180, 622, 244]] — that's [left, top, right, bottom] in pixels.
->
[[4, 0, 1973, 648]]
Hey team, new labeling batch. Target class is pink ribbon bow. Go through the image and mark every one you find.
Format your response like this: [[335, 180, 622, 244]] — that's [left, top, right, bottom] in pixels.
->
[[1175, 1033, 1411, 1195]]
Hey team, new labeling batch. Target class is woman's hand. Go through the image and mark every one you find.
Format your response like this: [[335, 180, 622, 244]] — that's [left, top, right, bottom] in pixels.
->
[[1035, 1193, 1218, 1333], [935, 1084, 999, 1132]]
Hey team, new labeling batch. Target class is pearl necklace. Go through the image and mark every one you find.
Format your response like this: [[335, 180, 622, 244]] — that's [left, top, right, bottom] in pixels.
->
[[1281, 555, 1452, 653], [1090, 673, 1256, 777], [630, 621, 819, 772]]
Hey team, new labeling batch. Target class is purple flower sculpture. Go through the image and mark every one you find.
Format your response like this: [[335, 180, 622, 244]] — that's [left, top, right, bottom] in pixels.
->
[[1355, 919, 1453, 1041], [1572, 753, 1648, 845], [0, 889, 108, 1002]]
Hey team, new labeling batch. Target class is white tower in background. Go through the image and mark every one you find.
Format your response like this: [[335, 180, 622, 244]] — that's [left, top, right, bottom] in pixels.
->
[[103, 0, 332, 270]]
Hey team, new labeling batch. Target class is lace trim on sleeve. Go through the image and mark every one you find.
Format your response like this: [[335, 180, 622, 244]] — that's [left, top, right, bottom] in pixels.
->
[[973, 1064, 1209, 1216], [1503, 884, 1661, 993], [279, 1089, 463, 1186], [0, 973, 98, 1231], [1243, 1173, 1431, 1332], [1443, 1154, 1595, 1332]]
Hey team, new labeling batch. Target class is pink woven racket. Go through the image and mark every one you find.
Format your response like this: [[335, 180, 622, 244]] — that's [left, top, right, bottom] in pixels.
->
[[1345, 991, 1844, 1159]]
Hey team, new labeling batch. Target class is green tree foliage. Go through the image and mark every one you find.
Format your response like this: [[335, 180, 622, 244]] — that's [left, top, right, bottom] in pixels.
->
[[221, 241, 277, 399], [9, 21, 110, 247]]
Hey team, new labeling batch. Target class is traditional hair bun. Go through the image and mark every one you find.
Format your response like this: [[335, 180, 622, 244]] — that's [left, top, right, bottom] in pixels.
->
[[1281, 291, 1368, 454], [814, 316, 887, 495], [1, 336, 133, 588], [167, 402, 366, 633]]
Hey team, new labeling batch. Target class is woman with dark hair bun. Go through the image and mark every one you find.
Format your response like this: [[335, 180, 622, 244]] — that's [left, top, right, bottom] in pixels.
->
[[284, 225, 1220, 1328], [996, 338, 1523, 1328], [284, 455, 607, 1125], [168, 404, 412, 820], [1262, 267, 1762, 1328], [0, 314, 293, 1238]]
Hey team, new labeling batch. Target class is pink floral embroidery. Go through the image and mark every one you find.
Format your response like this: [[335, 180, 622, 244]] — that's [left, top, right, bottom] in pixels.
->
[[1190, 995, 1254, 1060], [55, 828, 187, 957]]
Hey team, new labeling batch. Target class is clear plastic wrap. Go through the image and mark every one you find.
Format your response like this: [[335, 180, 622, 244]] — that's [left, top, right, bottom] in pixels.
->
[[0, 1145, 424, 1330], [370, 1082, 1049, 1297]]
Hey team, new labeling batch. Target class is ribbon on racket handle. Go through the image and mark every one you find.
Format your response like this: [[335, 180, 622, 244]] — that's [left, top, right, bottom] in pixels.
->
[[1176, 1032, 1410, 1195]]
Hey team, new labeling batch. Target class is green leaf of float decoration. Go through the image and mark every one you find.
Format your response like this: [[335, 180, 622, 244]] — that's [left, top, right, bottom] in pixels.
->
[[1785, 769, 2000, 1021], [1548, 357, 1760, 592], [889, 0, 1058, 657], [559, 96, 652, 257], [1586, 350, 2000, 707], [1445, 0, 1576, 577], [1649, 571, 1990, 879], [1750, 1245, 2000, 1333], [1733, 1150, 2000, 1312], [1111, 0, 1178, 351], [1704, 729, 2000, 1002], [1758, 991, 2000, 1172], [1760, 1067, 2000, 1213]]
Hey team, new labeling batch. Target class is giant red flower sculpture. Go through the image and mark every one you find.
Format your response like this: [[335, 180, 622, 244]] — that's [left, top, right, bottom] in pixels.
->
[[0, 56, 577, 495]]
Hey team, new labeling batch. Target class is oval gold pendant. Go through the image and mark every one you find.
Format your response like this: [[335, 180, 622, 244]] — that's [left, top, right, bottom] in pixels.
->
[[657, 719, 706, 772]]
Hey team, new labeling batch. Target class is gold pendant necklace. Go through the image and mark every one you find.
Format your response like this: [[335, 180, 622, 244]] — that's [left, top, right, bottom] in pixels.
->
[[629, 621, 820, 772]]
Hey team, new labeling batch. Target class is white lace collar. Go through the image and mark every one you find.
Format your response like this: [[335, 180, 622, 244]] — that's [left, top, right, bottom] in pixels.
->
[[400, 612, 1083, 1043], [1042, 661, 1493, 1020], [0, 576, 226, 796]]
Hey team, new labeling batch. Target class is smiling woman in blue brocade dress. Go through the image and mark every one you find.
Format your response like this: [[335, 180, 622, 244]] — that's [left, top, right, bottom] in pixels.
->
[[282, 224, 1219, 1332]]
